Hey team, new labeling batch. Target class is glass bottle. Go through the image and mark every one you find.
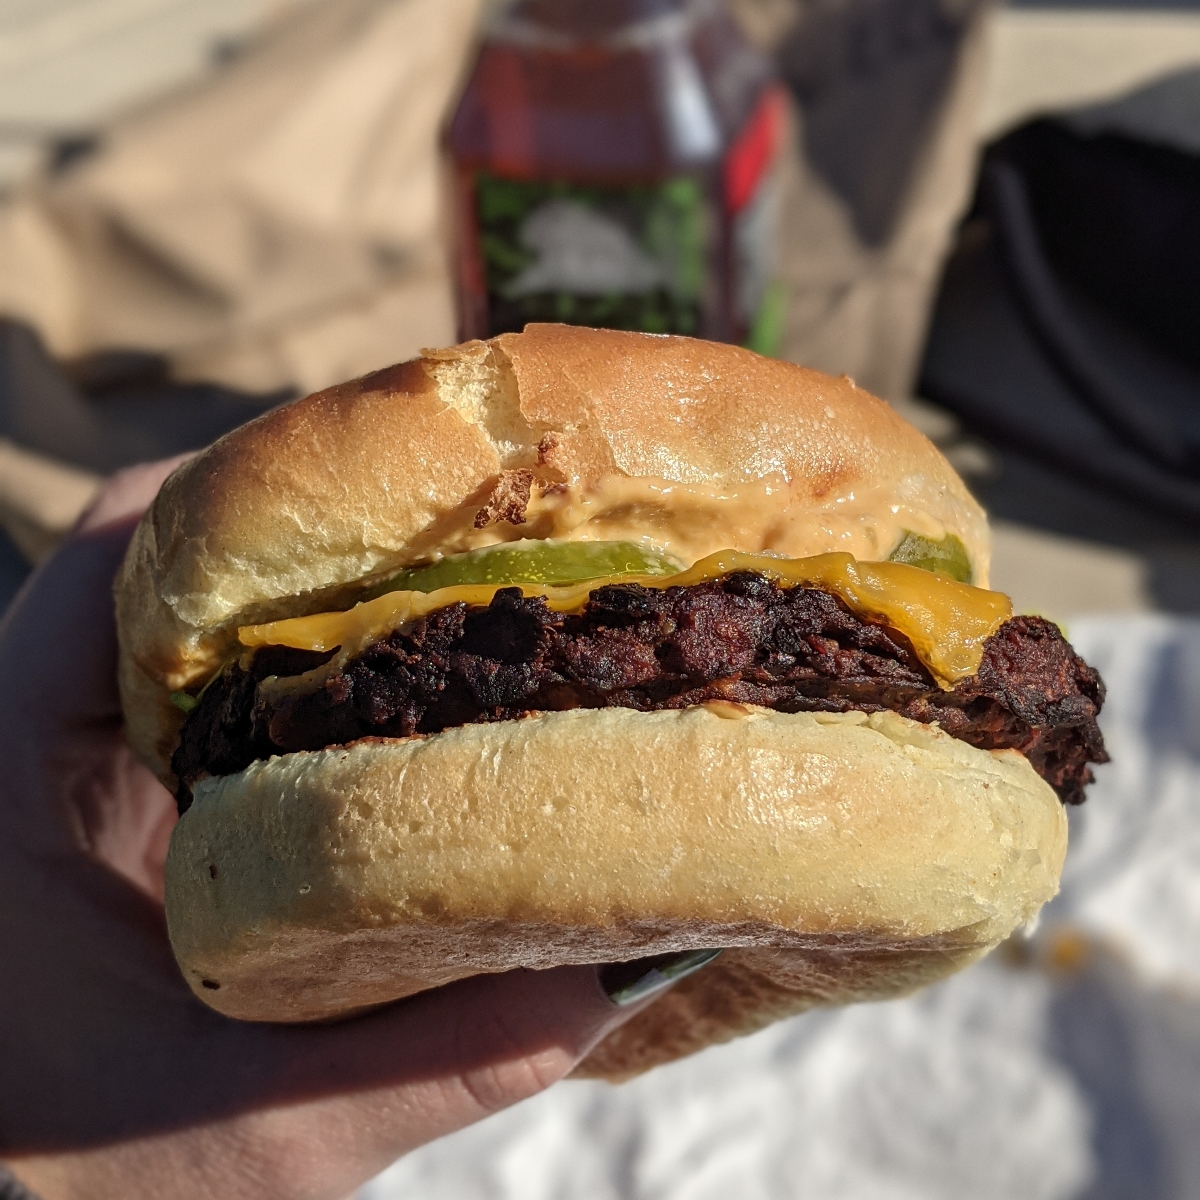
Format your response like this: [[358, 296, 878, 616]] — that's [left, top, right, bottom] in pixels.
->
[[446, 0, 786, 351]]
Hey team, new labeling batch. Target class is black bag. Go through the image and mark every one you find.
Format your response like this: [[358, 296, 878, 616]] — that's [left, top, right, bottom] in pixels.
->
[[921, 74, 1200, 524]]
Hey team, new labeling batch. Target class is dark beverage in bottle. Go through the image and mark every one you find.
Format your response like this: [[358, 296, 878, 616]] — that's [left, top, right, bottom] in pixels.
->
[[447, 0, 786, 352]]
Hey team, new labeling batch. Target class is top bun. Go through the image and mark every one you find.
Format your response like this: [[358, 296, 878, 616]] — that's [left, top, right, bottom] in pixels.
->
[[116, 325, 987, 779]]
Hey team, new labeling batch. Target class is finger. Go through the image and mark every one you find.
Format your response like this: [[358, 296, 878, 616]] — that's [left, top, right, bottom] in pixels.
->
[[11, 936, 628, 1145], [0, 457, 186, 853], [11, 964, 638, 1200], [76, 456, 193, 534], [0, 457, 186, 729], [73, 740, 177, 902], [240, 963, 629, 1197]]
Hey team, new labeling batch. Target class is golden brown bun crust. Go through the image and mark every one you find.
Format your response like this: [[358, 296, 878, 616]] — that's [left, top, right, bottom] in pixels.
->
[[164, 707, 1066, 1080], [115, 326, 987, 780]]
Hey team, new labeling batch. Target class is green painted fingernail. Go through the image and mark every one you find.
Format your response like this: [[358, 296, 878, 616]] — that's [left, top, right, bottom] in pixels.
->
[[599, 949, 723, 1006]]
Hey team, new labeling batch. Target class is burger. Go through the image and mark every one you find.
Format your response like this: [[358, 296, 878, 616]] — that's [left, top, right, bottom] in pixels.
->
[[115, 324, 1106, 1081]]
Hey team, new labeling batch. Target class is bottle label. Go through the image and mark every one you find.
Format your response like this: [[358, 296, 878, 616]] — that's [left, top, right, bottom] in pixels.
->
[[473, 174, 709, 337], [467, 87, 786, 348]]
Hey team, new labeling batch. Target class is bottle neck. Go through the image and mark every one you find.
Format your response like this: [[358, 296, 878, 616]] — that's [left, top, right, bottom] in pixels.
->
[[489, 0, 720, 47]]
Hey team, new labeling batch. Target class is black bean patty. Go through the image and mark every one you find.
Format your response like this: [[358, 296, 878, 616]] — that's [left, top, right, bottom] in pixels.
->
[[172, 573, 1107, 812]]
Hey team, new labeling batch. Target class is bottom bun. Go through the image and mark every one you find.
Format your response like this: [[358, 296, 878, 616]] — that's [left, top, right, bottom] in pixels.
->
[[164, 705, 1067, 1079]]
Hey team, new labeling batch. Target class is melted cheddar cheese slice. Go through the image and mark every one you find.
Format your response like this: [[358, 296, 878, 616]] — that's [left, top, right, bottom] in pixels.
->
[[238, 551, 1012, 686]]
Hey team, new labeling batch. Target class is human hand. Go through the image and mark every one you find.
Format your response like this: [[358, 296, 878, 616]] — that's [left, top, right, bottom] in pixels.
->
[[0, 461, 652, 1200]]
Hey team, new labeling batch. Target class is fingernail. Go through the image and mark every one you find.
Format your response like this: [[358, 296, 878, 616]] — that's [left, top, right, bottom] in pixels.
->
[[598, 949, 723, 1007]]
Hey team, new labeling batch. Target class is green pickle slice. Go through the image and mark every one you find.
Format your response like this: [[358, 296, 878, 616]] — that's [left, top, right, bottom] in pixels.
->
[[170, 538, 975, 714], [170, 668, 223, 713], [372, 540, 681, 596], [888, 532, 973, 584]]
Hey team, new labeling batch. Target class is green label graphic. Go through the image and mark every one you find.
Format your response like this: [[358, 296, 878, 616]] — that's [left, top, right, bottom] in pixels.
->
[[475, 174, 708, 337]]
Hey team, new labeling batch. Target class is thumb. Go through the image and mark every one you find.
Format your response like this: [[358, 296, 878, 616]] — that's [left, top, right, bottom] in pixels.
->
[[0, 457, 188, 730], [75, 455, 193, 536]]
